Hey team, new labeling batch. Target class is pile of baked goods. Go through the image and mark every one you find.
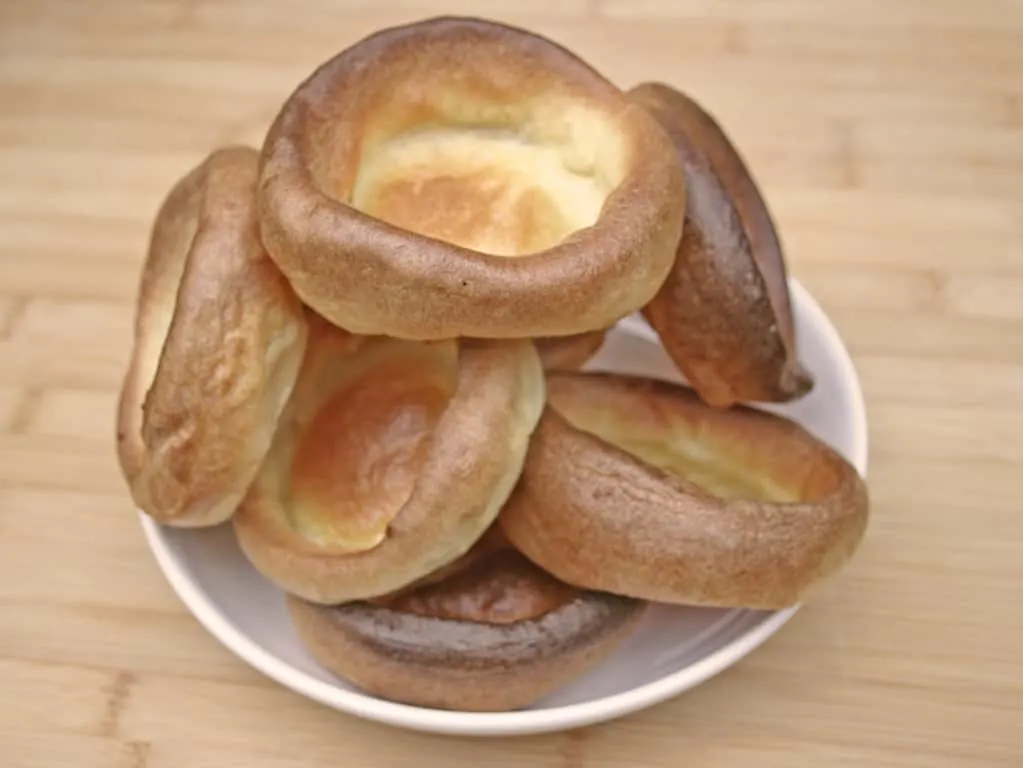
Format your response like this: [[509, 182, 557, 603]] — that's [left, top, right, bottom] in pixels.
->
[[116, 17, 869, 712]]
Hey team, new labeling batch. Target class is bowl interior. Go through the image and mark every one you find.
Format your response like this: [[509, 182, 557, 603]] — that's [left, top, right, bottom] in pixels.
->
[[142, 280, 867, 736]]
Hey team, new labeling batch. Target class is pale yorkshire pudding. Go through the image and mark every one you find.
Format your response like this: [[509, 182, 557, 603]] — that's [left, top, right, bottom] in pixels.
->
[[629, 82, 813, 407], [233, 316, 546, 604], [535, 330, 608, 372], [286, 538, 645, 711], [116, 146, 308, 528], [258, 16, 686, 340], [499, 372, 869, 610]]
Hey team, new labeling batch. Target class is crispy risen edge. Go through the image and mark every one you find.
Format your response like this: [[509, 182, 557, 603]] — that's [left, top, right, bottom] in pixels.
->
[[116, 146, 309, 528], [233, 336, 547, 604], [286, 585, 644, 712], [499, 372, 869, 610], [629, 82, 813, 407], [257, 16, 685, 340]]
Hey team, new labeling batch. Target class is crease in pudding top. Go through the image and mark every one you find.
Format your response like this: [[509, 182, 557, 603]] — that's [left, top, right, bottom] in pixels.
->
[[350, 125, 615, 257], [287, 347, 456, 551]]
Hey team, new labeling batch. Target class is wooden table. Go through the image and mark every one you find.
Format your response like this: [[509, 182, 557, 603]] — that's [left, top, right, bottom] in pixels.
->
[[2, 1, 1021, 766]]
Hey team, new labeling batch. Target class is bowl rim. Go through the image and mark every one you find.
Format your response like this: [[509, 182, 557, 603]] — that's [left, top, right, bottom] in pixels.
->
[[139, 278, 868, 737]]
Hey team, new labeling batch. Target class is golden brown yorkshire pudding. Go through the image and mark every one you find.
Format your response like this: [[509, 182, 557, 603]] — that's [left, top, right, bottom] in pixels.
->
[[287, 541, 645, 711], [628, 82, 813, 407], [116, 146, 308, 528], [535, 330, 608, 372], [258, 16, 685, 340], [370, 521, 513, 600], [499, 372, 869, 610], [233, 316, 546, 604]]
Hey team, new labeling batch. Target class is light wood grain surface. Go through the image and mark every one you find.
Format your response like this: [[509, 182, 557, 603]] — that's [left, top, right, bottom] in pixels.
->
[[2, 1, 1022, 765]]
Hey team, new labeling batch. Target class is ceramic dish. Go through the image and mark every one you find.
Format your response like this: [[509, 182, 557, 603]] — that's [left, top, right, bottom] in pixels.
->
[[140, 279, 867, 737]]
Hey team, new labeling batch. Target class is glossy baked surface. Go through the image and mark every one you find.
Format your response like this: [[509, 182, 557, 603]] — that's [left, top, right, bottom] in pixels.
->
[[232, 318, 546, 604], [285, 336, 457, 552]]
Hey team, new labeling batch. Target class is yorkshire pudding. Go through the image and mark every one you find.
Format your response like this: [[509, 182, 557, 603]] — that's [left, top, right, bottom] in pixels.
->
[[371, 519, 513, 599], [116, 146, 308, 528], [499, 372, 869, 610], [629, 82, 812, 407], [286, 537, 644, 711], [258, 17, 685, 340], [535, 330, 608, 372], [233, 316, 546, 604]]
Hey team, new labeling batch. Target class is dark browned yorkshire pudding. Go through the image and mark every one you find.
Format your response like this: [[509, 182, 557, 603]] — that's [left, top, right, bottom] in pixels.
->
[[535, 330, 608, 372], [628, 82, 813, 407], [116, 146, 309, 528], [233, 316, 546, 604], [287, 538, 645, 711], [258, 16, 685, 340], [499, 372, 869, 610]]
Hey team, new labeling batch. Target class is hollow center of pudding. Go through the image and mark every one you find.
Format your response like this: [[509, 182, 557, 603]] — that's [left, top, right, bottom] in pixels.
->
[[550, 380, 800, 502], [603, 431, 798, 501], [351, 127, 612, 257], [380, 549, 579, 625], [288, 345, 457, 551]]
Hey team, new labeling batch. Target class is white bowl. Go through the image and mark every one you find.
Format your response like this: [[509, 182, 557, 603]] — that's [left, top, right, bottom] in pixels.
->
[[140, 279, 868, 737]]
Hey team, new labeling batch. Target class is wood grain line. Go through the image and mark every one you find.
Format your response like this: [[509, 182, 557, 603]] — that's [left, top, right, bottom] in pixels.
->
[[127, 741, 151, 768], [0, 477, 124, 495], [723, 22, 748, 55], [0, 291, 134, 309], [212, 104, 279, 146], [0, 596, 186, 619], [560, 728, 590, 768], [867, 441, 1023, 464], [7, 386, 42, 434], [1001, 92, 1021, 126], [834, 119, 860, 189], [168, 0, 203, 32], [100, 671, 137, 739], [0, 296, 27, 341], [0, 650, 272, 694]]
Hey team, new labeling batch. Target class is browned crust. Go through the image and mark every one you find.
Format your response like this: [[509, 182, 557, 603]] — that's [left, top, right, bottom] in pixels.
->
[[286, 584, 644, 712], [629, 82, 813, 407], [371, 521, 512, 601], [233, 336, 546, 604], [257, 17, 685, 340], [535, 330, 608, 372], [499, 372, 869, 610], [116, 146, 309, 528]]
